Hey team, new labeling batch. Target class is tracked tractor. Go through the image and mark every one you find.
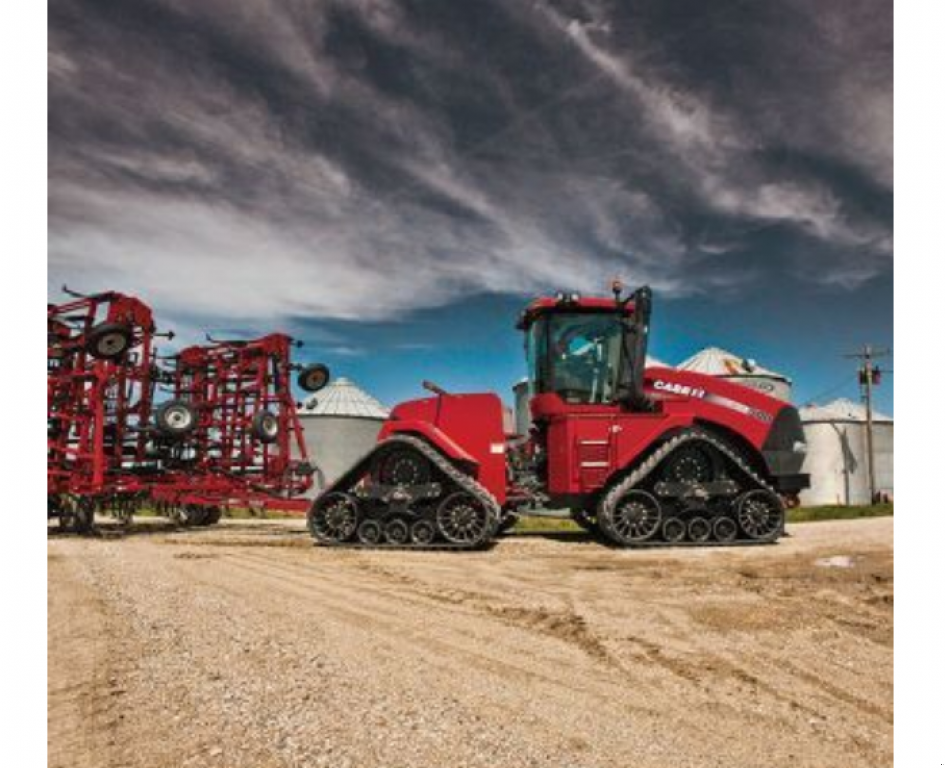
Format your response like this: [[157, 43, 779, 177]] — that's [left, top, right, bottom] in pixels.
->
[[308, 283, 809, 549]]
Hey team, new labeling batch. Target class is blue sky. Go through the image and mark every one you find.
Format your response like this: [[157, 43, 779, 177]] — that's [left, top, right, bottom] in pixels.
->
[[48, 0, 893, 415]]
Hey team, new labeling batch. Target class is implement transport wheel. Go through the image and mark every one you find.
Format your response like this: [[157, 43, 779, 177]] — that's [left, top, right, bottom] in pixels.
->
[[384, 519, 410, 545], [155, 400, 198, 439], [74, 498, 96, 534], [357, 519, 383, 545], [662, 517, 686, 544], [436, 492, 494, 547], [201, 506, 223, 526], [737, 490, 785, 541], [85, 322, 133, 360], [298, 363, 331, 393], [309, 493, 359, 543], [251, 410, 280, 444], [599, 489, 662, 546], [410, 519, 436, 545], [713, 516, 738, 542], [687, 516, 711, 543]]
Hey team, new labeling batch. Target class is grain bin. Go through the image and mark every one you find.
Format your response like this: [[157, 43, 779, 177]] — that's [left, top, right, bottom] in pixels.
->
[[677, 347, 793, 402], [799, 398, 894, 506], [295, 377, 389, 496]]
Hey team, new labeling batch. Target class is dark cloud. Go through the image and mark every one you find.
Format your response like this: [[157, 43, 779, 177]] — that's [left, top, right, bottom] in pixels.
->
[[48, 0, 892, 330]]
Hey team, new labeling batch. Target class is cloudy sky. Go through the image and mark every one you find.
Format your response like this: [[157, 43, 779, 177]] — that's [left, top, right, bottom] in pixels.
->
[[48, 0, 893, 411]]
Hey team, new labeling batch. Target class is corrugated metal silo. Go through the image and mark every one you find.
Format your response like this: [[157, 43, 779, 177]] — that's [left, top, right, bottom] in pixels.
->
[[677, 347, 793, 402], [295, 377, 389, 497], [799, 398, 894, 506]]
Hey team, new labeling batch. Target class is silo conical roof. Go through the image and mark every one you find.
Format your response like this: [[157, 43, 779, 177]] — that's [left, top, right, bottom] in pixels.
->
[[677, 346, 789, 382], [800, 397, 892, 424], [300, 377, 389, 419]]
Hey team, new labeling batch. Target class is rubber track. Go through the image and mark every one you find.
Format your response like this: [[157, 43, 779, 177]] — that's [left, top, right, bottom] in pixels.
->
[[309, 434, 501, 550], [598, 428, 784, 549]]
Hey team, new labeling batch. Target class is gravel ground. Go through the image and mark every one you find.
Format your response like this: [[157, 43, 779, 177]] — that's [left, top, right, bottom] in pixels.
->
[[48, 517, 893, 768]]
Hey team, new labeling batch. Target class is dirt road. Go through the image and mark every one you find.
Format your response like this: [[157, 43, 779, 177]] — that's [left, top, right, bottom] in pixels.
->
[[48, 517, 893, 768]]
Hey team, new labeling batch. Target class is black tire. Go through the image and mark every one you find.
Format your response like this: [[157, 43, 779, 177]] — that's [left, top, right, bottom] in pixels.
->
[[74, 498, 96, 533], [177, 504, 206, 526], [251, 410, 280, 443], [201, 506, 223, 526], [155, 400, 198, 438], [297, 363, 331, 393], [85, 322, 133, 360]]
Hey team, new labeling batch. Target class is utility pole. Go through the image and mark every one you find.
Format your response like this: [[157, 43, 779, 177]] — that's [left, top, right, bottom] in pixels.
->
[[843, 345, 890, 504]]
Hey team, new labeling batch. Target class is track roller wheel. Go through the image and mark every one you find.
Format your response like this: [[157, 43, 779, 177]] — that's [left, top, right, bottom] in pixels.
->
[[436, 492, 494, 547], [410, 519, 436, 545], [712, 516, 738, 542], [737, 490, 784, 540], [384, 519, 410, 545], [687, 516, 711, 543], [309, 493, 359, 543], [357, 519, 382, 545], [599, 489, 662, 545], [662, 517, 686, 544], [85, 322, 132, 360]]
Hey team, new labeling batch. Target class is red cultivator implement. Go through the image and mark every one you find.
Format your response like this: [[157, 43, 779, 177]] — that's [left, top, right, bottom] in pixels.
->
[[47, 288, 171, 531], [150, 333, 329, 524], [48, 288, 330, 533]]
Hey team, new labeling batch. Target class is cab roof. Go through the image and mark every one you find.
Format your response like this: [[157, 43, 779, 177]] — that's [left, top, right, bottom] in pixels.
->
[[517, 294, 636, 330]]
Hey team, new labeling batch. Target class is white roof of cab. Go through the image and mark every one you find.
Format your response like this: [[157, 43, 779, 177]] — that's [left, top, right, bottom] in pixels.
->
[[300, 377, 389, 420]]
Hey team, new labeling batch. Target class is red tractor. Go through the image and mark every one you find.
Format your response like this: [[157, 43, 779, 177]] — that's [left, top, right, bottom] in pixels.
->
[[308, 284, 809, 549]]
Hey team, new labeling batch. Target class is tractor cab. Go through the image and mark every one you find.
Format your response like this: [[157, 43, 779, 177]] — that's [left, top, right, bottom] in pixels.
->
[[517, 284, 652, 417]]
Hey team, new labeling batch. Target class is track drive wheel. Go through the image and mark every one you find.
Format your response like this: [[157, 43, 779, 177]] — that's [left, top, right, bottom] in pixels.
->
[[598, 489, 662, 546], [309, 493, 359, 543], [374, 447, 431, 486], [436, 492, 495, 547]]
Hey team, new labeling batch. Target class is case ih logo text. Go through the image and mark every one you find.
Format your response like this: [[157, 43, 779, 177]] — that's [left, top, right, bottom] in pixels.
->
[[653, 380, 707, 399]]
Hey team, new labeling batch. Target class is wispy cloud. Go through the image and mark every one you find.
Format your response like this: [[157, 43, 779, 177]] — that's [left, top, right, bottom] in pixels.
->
[[48, 0, 892, 330]]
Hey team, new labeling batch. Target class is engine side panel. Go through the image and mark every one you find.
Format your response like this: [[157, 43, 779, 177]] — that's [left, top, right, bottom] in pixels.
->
[[380, 393, 509, 504]]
